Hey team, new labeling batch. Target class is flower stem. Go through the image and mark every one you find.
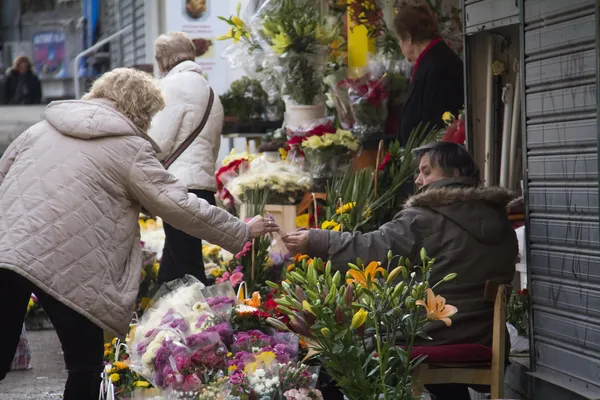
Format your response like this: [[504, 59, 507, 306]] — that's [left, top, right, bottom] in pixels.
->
[[374, 319, 388, 400]]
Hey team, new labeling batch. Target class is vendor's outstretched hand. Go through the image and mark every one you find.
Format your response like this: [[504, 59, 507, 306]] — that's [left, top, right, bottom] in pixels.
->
[[247, 216, 280, 238], [282, 230, 309, 255]]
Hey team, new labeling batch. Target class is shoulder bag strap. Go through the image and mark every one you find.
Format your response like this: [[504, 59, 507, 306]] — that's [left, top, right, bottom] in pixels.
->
[[162, 87, 215, 170]]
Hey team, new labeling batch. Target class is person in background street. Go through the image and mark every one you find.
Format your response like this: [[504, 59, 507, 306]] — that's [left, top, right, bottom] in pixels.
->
[[0, 68, 278, 400], [149, 32, 224, 285], [3, 56, 42, 105], [395, 0, 463, 146], [283, 142, 517, 400]]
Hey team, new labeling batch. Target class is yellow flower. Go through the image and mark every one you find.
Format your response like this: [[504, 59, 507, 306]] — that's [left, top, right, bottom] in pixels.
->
[[104, 343, 111, 350], [416, 288, 458, 327], [113, 361, 128, 371], [279, 147, 288, 160], [346, 261, 385, 287], [111, 337, 118, 346], [209, 268, 223, 278], [109, 373, 120, 383], [442, 111, 455, 125], [104, 350, 112, 357], [336, 202, 356, 215], [228, 365, 238, 374], [244, 351, 276, 373], [152, 262, 160, 277], [321, 220, 341, 231], [27, 298, 35, 312], [231, 15, 244, 28], [138, 219, 146, 230], [272, 33, 291, 55], [134, 381, 150, 388], [287, 264, 295, 272], [216, 28, 234, 41], [350, 308, 368, 330]]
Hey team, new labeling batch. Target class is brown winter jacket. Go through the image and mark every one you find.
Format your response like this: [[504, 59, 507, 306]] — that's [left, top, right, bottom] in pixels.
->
[[0, 99, 250, 337], [307, 177, 518, 347]]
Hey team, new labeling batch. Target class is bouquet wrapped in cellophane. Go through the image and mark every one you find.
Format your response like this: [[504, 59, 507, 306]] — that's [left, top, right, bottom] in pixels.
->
[[250, 0, 338, 106], [343, 59, 391, 142], [126, 277, 323, 399], [301, 129, 360, 181]]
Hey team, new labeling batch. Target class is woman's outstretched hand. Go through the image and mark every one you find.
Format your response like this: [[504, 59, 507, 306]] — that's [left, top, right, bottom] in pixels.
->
[[281, 230, 310, 255], [247, 215, 280, 238]]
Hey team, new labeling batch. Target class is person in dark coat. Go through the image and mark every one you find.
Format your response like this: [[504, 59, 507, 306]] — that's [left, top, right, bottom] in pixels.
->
[[395, 0, 464, 146], [3, 56, 42, 105], [283, 142, 517, 400]]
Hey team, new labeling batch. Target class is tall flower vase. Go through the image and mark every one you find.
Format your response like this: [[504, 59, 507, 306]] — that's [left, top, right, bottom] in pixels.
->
[[284, 103, 327, 128]]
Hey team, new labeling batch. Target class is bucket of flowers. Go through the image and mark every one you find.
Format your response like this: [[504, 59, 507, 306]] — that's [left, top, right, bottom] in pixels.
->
[[266, 250, 458, 400], [301, 128, 360, 185]]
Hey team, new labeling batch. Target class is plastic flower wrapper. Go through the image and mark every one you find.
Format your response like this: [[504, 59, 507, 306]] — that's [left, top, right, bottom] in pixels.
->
[[270, 332, 299, 364], [243, 356, 281, 399], [231, 330, 273, 354], [202, 282, 240, 313], [225, 157, 312, 205], [216, 150, 257, 209], [285, 116, 336, 163], [324, 68, 354, 130], [342, 58, 391, 142], [283, 388, 324, 400], [278, 363, 321, 393], [383, 57, 411, 136], [127, 277, 210, 376], [250, 0, 337, 106], [301, 129, 360, 181]]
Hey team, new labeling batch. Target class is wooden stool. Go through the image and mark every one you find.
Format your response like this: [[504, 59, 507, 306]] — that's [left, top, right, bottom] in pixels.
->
[[412, 282, 511, 399]]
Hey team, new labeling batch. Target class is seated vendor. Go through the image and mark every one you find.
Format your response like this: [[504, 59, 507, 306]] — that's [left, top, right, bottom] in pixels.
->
[[283, 141, 518, 400]]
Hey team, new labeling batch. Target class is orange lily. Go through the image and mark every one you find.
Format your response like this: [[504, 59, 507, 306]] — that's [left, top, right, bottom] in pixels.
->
[[244, 291, 261, 308], [346, 261, 385, 287], [416, 288, 458, 327]]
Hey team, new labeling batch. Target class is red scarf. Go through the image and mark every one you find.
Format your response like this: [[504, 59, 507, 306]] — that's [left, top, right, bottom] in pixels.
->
[[410, 38, 441, 82]]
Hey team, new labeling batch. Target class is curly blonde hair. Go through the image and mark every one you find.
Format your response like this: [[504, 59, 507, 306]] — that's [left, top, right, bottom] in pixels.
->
[[83, 68, 165, 132], [154, 32, 196, 73]]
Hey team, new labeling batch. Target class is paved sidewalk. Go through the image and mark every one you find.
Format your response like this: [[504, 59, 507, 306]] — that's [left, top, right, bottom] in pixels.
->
[[0, 329, 66, 400]]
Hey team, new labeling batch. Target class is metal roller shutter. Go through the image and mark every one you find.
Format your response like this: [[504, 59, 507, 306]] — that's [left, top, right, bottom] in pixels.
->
[[522, 0, 600, 395]]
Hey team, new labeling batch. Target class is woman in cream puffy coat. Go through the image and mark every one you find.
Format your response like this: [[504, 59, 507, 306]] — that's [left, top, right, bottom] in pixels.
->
[[148, 32, 224, 285], [0, 68, 277, 400]]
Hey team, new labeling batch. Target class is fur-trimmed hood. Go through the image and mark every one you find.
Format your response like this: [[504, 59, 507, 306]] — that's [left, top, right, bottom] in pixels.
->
[[406, 178, 516, 245], [406, 177, 516, 209]]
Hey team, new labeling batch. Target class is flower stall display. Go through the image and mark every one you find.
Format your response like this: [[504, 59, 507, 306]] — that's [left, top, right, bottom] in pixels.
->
[[126, 279, 323, 399], [315, 124, 442, 235], [251, 0, 339, 125], [226, 156, 312, 206], [267, 250, 458, 400], [301, 129, 360, 181]]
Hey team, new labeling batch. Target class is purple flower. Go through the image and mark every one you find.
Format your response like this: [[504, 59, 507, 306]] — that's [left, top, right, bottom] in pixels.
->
[[205, 323, 234, 346], [169, 317, 190, 333]]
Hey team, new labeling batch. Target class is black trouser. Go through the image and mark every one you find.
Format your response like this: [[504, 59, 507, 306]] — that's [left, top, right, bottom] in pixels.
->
[[158, 189, 216, 285], [0, 269, 104, 400]]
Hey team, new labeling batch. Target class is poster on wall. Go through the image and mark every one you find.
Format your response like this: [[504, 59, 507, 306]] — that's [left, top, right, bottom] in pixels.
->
[[165, 0, 230, 94], [32, 31, 68, 79]]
